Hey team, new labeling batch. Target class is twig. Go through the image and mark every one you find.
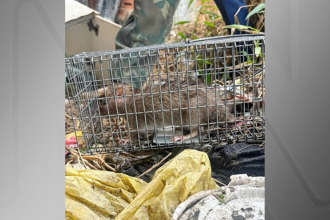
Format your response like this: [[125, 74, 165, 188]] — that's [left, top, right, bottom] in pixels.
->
[[91, 159, 103, 170], [136, 152, 172, 178], [212, 178, 226, 186], [234, 4, 258, 27], [66, 159, 74, 164], [84, 159, 98, 170], [66, 147, 117, 172], [65, 146, 88, 170], [82, 155, 116, 172], [99, 164, 106, 171], [77, 149, 87, 169]]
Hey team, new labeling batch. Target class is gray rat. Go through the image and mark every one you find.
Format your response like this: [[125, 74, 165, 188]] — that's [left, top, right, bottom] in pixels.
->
[[99, 80, 235, 144]]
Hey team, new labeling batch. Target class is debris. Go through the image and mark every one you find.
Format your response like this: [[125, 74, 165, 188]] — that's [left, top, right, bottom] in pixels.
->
[[136, 151, 172, 178], [65, 131, 83, 146], [171, 187, 225, 220], [65, 149, 218, 220], [173, 174, 265, 220]]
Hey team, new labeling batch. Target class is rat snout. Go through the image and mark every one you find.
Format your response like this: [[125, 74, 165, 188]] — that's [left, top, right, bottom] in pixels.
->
[[99, 99, 107, 106]]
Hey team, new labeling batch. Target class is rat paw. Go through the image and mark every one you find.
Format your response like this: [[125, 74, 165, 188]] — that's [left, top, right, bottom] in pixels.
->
[[170, 136, 183, 143], [229, 121, 244, 128], [120, 138, 130, 145]]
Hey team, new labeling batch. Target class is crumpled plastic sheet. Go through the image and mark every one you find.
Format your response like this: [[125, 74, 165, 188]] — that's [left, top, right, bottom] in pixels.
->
[[210, 143, 265, 185], [65, 149, 218, 220], [65, 164, 146, 220]]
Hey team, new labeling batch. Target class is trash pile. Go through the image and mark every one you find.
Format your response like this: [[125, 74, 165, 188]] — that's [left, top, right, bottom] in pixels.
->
[[65, 149, 265, 220], [66, 149, 217, 219], [65, 125, 265, 220]]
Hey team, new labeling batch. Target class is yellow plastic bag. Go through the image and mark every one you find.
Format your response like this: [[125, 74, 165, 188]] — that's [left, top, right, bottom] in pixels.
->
[[65, 149, 217, 220], [116, 149, 218, 220], [65, 164, 147, 220]]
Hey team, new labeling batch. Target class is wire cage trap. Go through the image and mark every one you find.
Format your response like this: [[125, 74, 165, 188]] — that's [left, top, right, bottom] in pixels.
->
[[65, 34, 265, 154]]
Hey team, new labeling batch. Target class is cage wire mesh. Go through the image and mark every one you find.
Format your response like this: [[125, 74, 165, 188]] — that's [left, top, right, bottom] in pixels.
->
[[65, 34, 265, 154]]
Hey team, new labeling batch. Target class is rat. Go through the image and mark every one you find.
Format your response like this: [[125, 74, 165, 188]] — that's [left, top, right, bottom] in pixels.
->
[[99, 80, 235, 144]]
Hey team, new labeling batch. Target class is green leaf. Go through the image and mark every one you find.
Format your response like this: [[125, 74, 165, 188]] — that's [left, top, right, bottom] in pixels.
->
[[204, 21, 215, 28], [223, 24, 258, 32], [206, 74, 212, 84], [197, 58, 211, 65], [177, 32, 187, 39], [196, 5, 202, 11], [188, 0, 194, 8], [245, 3, 265, 20], [255, 46, 262, 58], [201, 10, 220, 17], [239, 51, 252, 62], [175, 20, 191, 25]]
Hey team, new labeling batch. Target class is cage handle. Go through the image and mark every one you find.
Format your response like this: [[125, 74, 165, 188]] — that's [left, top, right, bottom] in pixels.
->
[[187, 34, 265, 44]]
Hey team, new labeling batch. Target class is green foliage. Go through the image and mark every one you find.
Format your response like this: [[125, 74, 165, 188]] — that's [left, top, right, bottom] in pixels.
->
[[176, 1, 265, 40], [200, 10, 220, 18], [204, 21, 215, 28], [177, 32, 187, 39], [246, 3, 265, 20], [239, 51, 252, 63], [175, 0, 223, 41], [254, 40, 263, 59], [221, 3, 265, 34], [255, 46, 262, 58], [175, 21, 191, 25], [188, 0, 194, 8], [173, 0, 264, 86]]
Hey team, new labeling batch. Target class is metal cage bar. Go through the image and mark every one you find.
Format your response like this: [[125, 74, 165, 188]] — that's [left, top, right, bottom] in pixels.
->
[[65, 34, 265, 154]]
